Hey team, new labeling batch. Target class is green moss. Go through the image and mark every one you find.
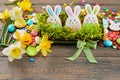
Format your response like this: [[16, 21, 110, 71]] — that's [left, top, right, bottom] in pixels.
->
[[76, 23, 103, 41], [35, 12, 103, 41]]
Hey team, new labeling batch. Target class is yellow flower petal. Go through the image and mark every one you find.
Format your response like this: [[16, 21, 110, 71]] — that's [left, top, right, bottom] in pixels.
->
[[36, 35, 53, 57], [21, 31, 32, 45], [10, 7, 23, 20], [10, 47, 22, 59], [2, 41, 25, 62], [17, 0, 33, 11], [41, 49, 48, 57], [0, 9, 10, 20]]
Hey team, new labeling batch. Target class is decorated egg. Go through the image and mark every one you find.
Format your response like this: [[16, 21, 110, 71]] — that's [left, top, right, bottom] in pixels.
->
[[35, 36, 40, 44], [26, 46, 38, 57], [14, 18, 26, 28], [116, 38, 120, 45], [31, 30, 38, 36], [29, 58, 35, 62], [8, 24, 15, 33], [103, 40, 112, 47], [27, 19, 34, 26]]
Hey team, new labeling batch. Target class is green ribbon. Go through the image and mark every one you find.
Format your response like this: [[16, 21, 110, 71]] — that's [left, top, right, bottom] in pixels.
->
[[67, 40, 98, 63]]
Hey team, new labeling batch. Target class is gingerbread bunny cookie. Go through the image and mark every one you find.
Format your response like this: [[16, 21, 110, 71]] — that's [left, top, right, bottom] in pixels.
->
[[83, 4, 100, 24], [65, 6, 81, 31], [46, 5, 62, 25]]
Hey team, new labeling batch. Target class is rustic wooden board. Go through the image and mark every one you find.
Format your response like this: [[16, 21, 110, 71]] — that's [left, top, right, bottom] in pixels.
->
[[0, 57, 120, 80], [0, 0, 120, 80], [0, 45, 120, 57], [0, 5, 119, 13], [1, 0, 120, 5]]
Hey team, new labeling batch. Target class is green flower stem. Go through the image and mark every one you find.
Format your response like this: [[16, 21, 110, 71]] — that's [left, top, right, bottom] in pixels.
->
[[3, 30, 8, 44], [7, 34, 13, 44], [0, 34, 2, 42], [0, 19, 11, 45]]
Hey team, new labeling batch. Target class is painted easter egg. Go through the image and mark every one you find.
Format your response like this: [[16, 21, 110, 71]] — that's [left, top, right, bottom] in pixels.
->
[[116, 38, 120, 45], [26, 46, 38, 57], [103, 40, 112, 47], [27, 19, 34, 26], [8, 24, 15, 33]]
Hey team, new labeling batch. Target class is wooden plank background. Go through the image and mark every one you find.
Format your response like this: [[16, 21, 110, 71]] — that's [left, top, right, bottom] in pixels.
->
[[0, 0, 120, 80]]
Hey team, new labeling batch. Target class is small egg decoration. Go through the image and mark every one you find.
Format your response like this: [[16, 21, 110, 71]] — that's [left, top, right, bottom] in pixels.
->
[[103, 40, 112, 47], [27, 19, 34, 26], [116, 38, 120, 45], [8, 24, 15, 33], [26, 46, 38, 57], [29, 58, 35, 62], [35, 36, 40, 44]]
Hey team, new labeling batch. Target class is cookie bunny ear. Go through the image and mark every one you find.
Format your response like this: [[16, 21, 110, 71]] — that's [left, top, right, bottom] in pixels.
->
[[46, 5, 54, 16], [54, 5, 61, 16], [85, 4, 92, 14], [74, 6, 81, 16], [93, 5, 100, 15], [102, 19, 108, 29], [65, 6, 74, 16]]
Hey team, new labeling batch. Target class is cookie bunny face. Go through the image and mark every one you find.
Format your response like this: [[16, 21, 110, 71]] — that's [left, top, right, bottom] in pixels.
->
[[109, 20, 120, 31], [83, 4, 100, 24], [46, 5, 62, 25], [65, 6, 81, 31]]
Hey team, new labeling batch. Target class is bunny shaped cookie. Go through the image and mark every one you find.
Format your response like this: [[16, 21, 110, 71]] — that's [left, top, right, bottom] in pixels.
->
[[83, 4, 100, 24], [65, 6, 81, 30], [109, 20, 120, 31], [46, 5, 62, 25]]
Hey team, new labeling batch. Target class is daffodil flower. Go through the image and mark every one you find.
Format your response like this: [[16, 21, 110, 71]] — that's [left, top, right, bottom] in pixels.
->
[[0, 9, 10, 20], [13, 29, 25, 40], [10, 7, 23, 20], [21, 31, 32, 45], [14, 17, 26, 28], [13, 30, 32, 47], [17, 0, 33, 12], [2, 41, 25, 62], [36, 35, 53, 57]]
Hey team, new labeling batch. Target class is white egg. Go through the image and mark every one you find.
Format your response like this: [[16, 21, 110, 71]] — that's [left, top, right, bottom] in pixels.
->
[[35, 36, 40, 44]]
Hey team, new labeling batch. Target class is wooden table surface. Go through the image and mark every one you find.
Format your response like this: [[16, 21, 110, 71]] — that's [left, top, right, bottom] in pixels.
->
[[0, 0, 120, 80]]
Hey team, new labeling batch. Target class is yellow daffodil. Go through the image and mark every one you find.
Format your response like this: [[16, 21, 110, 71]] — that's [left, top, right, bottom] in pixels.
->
[[14, 17, 26, 28], [0, 9, 10, 20], [2, 41, 25, 62], [13, 29, 25, 40], [21, 31, 32, 45], [10, 7, 23, 20], [13, 30, 32, 47], [17, 0, 33, 12], [36, 35, 53, 57]]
